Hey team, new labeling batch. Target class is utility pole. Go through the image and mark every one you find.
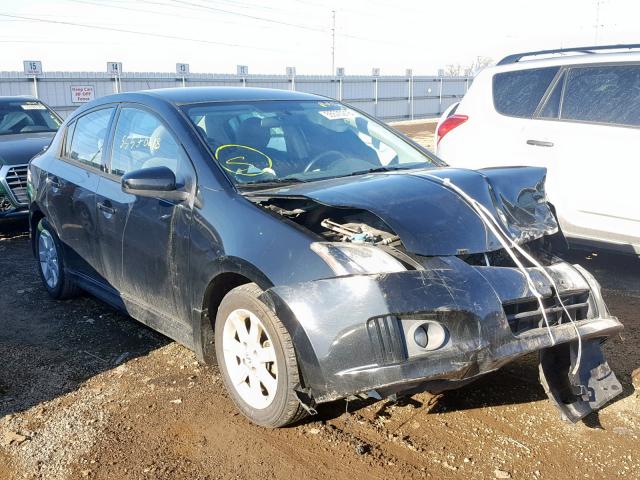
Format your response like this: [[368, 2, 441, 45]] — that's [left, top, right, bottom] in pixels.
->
[[331, 10, 336, 75], [594, 0, 603, 44]]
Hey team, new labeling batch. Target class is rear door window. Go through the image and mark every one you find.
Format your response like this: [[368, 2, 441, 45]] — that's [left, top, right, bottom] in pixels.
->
[[561, 65, 640, 127], [68, 108, 115, 169], [493, 67, 559, 118]]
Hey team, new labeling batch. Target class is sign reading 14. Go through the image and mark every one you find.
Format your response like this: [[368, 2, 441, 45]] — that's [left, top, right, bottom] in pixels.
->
[[107, 62, 123, 75]]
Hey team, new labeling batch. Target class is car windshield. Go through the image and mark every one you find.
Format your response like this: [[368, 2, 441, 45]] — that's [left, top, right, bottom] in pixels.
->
[[0, 100, 61, 136], [0, 101, 62, 135], [181, 100, 438, 186]]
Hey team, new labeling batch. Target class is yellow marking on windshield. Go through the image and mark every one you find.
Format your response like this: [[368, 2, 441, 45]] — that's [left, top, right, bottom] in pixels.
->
[[215, 144, 274, 176]]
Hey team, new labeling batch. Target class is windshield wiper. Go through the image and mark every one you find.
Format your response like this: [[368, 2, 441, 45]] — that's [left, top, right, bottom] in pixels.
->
[[345, 166, 413, 177], [238, 177, 308, 189]]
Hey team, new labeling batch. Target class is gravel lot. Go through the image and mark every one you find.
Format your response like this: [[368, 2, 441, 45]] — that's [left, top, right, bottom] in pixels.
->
[[1, 122, 639, 480]]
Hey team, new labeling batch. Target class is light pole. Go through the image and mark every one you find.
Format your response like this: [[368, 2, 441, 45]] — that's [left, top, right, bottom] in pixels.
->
[[331, 10, 336, 75]]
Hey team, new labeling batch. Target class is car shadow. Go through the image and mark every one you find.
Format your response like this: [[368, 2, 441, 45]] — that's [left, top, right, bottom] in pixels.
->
[[0, 220, 170, 418]]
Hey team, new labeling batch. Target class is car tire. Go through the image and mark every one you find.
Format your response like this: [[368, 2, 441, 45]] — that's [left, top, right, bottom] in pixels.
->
[[215, 283, 307, 427], [36, 218, 80, 300]]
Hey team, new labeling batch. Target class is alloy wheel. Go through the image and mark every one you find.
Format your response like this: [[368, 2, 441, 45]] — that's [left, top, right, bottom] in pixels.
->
[[38, 229, 59, 289], [222, 308, 278, 409]]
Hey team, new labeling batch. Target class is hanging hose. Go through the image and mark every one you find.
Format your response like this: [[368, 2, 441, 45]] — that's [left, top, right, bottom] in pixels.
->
[[421, 174, 584, 374], [462, 192, 584, 374]]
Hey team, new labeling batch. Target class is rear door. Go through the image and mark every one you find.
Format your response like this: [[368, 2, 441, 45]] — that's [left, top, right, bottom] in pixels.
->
[[44, 106, 115, 280], [490, 66, 561, 167], [440, 66, 560, 169], [96, 105, 197, 319], [531, 63, 640, 251]]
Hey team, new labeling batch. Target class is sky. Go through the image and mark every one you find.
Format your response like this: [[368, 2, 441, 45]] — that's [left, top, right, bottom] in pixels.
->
[[0, 0, 639, 75]]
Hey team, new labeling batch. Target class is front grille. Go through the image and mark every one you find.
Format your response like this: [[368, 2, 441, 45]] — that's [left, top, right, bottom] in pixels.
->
[[367, 315, 406, 365], [4, 165, 29, 205], [502, 289, 590, 335]]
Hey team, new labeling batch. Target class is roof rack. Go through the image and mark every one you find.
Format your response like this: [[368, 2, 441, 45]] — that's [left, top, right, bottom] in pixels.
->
[[497, 44, 640, 66]]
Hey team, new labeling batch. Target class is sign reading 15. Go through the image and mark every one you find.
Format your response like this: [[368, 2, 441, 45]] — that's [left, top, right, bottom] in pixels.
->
[[23, 61, 42, 75]]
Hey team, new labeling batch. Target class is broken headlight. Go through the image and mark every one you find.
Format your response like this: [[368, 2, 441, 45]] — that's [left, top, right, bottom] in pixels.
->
[[311, 242, 406, 276]]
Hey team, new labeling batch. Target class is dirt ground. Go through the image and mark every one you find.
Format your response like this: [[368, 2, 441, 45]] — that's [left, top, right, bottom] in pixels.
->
[[392, 120, 437, 149], [1, 122, 639, 480]]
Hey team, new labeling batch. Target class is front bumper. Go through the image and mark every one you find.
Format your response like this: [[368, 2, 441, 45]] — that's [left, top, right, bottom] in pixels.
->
[[261, 257, 623, 420], [0, 209, 28, 221]]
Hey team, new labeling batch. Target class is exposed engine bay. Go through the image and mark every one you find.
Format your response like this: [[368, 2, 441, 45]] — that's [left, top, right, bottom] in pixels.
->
[[260, 197, 400, 246], [255, 195, 560, 271]]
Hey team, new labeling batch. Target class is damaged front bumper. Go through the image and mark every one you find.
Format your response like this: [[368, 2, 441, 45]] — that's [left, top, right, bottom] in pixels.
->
[[260, 257, 623, 422]]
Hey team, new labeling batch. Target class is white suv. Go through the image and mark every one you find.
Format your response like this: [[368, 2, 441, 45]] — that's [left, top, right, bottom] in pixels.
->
[[436, 44, 640, 255]]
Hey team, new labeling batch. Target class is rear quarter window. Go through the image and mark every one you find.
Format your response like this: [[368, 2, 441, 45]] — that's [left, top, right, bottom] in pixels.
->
[[561, 64, 640, 127], [493, 67, 559, 118]]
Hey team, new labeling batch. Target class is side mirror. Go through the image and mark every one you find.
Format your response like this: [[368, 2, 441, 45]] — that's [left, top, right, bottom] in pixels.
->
[[121, 166, 189, 201]]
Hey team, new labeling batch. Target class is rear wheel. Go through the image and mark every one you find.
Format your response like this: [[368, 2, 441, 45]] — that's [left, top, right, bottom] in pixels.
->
[[36, 218, 79, 299], [215, 283, 307, 427]]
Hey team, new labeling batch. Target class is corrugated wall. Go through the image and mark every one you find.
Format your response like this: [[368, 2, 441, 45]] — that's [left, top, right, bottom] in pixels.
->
[[0, 71, 471, 120]]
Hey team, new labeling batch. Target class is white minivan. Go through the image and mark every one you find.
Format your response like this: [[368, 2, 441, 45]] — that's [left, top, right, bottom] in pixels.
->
[[436, 45, 640, 255]]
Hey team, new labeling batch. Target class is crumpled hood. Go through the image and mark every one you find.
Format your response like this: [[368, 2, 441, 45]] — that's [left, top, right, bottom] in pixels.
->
[[252, 166, 557, 256], [0, 132, 55, 166]]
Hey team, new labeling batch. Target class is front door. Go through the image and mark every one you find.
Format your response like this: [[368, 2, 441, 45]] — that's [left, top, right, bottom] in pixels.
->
[[95, 106, 196, 319]]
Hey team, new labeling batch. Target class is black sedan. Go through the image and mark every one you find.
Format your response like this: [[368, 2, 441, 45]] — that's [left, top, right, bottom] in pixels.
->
[[0, 96, 61, 221], [27, 87, 622, 427]]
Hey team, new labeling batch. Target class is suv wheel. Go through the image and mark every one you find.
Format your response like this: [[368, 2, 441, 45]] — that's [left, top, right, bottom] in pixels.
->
[[215, 283, 307, 427], [36, 218, 79, 299]]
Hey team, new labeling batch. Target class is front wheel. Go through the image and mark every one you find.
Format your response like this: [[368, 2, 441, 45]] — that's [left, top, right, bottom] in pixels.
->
[[215, 283, 307, 427], [36, 218, 79, 299]]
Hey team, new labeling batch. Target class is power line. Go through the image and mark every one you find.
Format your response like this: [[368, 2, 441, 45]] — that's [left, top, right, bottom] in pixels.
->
[[67, 0, 323, 32], [67, 0, 215, 22], [73, 0, 320, 24], [0, 12, 299, 53], [160, 0, 405, 46], [164, 0, 328, 32]]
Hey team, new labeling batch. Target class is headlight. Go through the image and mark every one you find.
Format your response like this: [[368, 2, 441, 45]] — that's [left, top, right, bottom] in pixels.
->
[[311, 242, 406, 276]]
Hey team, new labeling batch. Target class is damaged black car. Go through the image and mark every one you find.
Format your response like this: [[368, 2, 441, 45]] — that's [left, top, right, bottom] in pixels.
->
[[28, 87, 623, 427]]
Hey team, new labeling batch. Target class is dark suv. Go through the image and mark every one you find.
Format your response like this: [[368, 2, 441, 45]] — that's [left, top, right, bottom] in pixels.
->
[[0, 96, 61, 221], [28, 87, 622, 427]]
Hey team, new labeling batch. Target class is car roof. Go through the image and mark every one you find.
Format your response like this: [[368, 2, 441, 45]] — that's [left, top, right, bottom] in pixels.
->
[[0, 95, 40, 103], [137, 87, 325, 104], [490, 50, 640, 74], [69, 87, 331, 122]]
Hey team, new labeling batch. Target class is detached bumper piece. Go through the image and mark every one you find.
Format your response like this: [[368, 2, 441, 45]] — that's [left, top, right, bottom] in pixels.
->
[[540, 340, 622, 423]]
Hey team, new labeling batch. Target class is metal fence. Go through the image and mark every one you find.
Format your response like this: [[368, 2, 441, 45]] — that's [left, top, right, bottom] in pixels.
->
[[0, 71, 471, 121]]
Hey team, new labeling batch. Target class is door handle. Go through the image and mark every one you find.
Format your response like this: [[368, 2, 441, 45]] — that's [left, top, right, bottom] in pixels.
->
[[97, 201, 116, 216], [526, 139, 554, 147]]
